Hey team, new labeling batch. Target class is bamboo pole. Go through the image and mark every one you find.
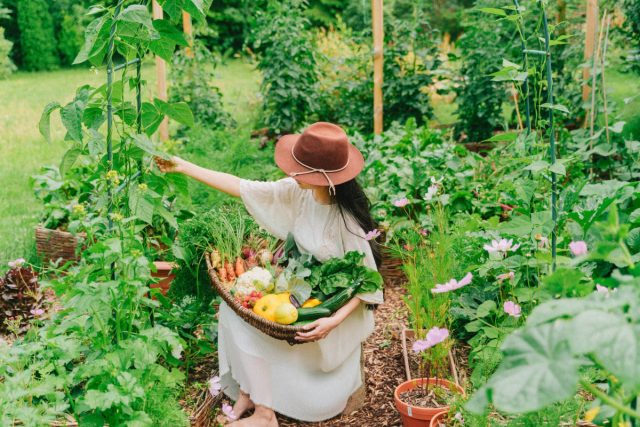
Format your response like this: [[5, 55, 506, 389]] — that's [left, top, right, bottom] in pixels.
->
[[152, 0, 169, 141], [182, 11, 194, 58], [601, 16, 612, 146], [582, 0, 598, 104], [371, 0, 384, 135], [589, 11, 607, 137]]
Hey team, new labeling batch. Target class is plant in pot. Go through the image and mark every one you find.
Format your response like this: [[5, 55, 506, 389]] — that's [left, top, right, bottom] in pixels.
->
[[394, 326, 465, 426]]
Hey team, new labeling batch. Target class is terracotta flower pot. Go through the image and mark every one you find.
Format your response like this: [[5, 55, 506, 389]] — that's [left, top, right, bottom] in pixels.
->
[[429, 411, 448, 427], [394, 378, 464, 427], [151, 261, 176, 296]]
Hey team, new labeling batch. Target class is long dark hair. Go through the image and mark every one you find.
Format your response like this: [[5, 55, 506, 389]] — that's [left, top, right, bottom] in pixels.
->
[[334, 179, 382, 267]]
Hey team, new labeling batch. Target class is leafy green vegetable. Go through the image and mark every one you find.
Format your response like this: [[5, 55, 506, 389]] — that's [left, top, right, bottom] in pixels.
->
[[308, 251, 383, 297]]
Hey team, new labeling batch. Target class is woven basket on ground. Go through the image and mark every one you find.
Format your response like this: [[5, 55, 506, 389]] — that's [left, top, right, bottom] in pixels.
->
[[205, 253, 305, 345], [35, 226, 83, 265]]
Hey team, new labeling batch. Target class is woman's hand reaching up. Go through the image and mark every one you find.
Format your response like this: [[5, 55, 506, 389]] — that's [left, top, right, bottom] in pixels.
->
[[154, 156, 184, 173], [295, 316, 340, 342]]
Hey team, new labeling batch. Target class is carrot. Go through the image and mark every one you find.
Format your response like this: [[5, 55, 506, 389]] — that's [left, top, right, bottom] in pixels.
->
[[225, 261, 236, 281], [235, 256, 246, 276], [217, 266, 228, 282]]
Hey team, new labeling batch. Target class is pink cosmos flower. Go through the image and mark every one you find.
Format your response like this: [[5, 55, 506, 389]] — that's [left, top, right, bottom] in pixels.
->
[[496, 271, 515, 284], [538, 236, 550, 249], [595, 284, 616, 296], [424, 185, 439, 201], [431, 272, 473, 294], [364, 229, 381, 241], [426, 326, 449, 346], [412, 339, 431, 353], [393, 198, 409, 207], [569, 241, 588, 256], [208, 376, 222, 397], [222, 403, 237, 421], [412, 327, 449, 353], [8, 258, 26, 269], [504, 301, 522, 318], [484, 239, 520, 254], [30, 308, 45, 317], [419, 228, 429, 236]]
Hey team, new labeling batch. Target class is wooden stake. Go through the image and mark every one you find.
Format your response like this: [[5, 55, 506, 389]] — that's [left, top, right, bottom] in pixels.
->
[[182, 11, 194, 58], [582, 0, 598, 104], [589, 11, 607, 137], [371, 0, 384, 135], [601, 16, 612, 145], [152, 0, 169, 141]]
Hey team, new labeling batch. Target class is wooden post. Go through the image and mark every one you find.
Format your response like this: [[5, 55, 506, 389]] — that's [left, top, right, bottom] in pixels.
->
[[182, 11, 194, 58], [371, 0, 384, 135], [582, 0, 598, 103], [152, 0, 169, 141]]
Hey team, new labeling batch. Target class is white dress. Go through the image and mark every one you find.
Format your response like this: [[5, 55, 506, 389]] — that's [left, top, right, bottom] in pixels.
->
[[218, 177, 384, 422]]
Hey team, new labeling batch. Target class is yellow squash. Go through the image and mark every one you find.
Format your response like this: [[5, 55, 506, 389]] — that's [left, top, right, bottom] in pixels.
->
[[252, 294, 281, 322], [301, 298, 322, 308], [274, 302, 298, 325]]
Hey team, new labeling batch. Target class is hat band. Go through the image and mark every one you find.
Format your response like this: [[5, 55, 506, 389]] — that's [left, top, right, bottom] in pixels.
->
[[288, 144, 350, 196]]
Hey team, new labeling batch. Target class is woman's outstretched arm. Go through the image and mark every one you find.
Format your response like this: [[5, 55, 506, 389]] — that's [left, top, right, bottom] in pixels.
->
[[155, 156, 241, 197]]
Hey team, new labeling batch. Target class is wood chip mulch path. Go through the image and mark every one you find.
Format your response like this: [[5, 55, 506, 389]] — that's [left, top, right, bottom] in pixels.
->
[[277, 278, 409, 427]]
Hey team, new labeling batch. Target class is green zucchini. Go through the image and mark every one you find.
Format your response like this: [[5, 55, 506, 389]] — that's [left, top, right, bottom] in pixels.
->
[[296, 285, 358, 322]]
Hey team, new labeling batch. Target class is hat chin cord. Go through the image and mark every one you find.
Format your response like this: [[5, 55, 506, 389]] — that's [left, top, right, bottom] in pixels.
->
[[288, 146, 350, 196]]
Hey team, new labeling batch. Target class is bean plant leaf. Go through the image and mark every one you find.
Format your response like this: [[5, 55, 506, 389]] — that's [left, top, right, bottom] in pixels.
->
[[74, 16, 111, 65], [477, 7, 507, 16], [140, 102, 164, 135], [627, 227, 640, 252], [154, 99, 194, 127], [149, 20, 188, 62], [131, 134, 170, 159], [183, 0, 213, 21], [117, 5, 153, 30], [60, 146, 83, 178], [541, 103, 570, 114], [485, 132, 519, 142], [39, 102, 61, 143], [476, 300, 496, 318], [630, 208, 640, 225], [61, 102, 85, 143], [129, 186, 155, 225]]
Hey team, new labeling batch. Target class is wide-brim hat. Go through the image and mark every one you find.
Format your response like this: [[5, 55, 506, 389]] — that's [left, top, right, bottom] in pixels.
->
[[274, 122, 364, 194]]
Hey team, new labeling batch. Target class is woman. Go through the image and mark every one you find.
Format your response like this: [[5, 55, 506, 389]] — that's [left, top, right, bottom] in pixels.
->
[[156, 122, 384, 426]]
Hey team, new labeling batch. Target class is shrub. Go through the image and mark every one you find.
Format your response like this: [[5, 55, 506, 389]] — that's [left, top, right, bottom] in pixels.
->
[[314, 13, 442, 133], [169, 41, 233, 132], [624, 0, 640, 73], [454, 2, 511, 143], [56, 4, 87, 66], [251, 0, 319, 135], [16, 0, 59, 71], [0, 27, 15, 79]]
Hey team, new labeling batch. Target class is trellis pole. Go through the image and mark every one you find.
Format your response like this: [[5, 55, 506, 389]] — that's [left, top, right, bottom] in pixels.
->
[[541, 2, 558, 271], [371, 0, 383, 135], [513, 0, 531, 136], [152, 0, 169, 141]]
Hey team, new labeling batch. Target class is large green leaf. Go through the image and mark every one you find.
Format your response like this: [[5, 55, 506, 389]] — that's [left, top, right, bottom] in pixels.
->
[[154, 99, 194, 127], [149, 19, 188, 62], [117, 5, 153, 30], [594, 324, 640, 391], [129, 186, 155, 225], [130, 134, 169, 159], [60, 146, 83, 177], [61, 102, 84, 143], [39, 102, 61, 143], [469, 322, 580, 414], [74, 16, 111, 65]]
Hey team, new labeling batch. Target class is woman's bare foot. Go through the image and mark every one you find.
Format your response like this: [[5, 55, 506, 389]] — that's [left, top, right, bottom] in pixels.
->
[[232, 390, 255, 419], [229, 405, 277, 426]]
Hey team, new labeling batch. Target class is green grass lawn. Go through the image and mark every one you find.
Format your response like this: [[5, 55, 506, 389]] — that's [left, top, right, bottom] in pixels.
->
[[0, 59, 260, 265]]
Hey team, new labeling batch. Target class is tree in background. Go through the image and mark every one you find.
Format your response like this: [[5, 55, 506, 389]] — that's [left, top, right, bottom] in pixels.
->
[[454, 2, 511, 143], [251, 0, 319, 135], [0, 1, 15, 79], [16, 0, 59, 71], [51, 0, 90, 67], [623, 0, 640, 73]]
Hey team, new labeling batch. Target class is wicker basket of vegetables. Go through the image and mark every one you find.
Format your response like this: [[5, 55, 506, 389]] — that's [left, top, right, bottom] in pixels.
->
[[205, 235, 383, 345]]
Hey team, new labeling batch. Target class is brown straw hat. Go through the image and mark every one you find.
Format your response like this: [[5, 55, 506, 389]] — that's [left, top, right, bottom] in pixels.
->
[[274, 122, 364, 194]]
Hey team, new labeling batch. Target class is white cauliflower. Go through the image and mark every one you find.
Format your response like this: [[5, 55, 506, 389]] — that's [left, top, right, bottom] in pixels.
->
[[234, 267, 274, 296]]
